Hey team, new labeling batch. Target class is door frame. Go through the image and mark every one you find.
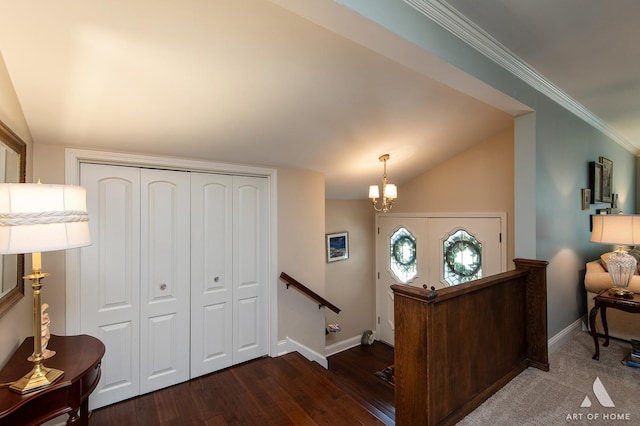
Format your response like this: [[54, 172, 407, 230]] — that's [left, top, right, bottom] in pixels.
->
[[64, 148, 279, 358], [374, 212, 507, 341]]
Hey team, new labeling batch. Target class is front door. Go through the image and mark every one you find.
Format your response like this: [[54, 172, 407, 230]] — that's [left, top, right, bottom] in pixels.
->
[[376, 214, 505, 346], [376, 217, 427, 346]]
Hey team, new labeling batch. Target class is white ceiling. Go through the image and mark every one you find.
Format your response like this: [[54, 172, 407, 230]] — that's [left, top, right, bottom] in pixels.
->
[[0, 0, 636, 199]]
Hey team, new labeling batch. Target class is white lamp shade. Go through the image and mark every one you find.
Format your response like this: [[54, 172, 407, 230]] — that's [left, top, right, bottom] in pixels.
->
[[369, 185, 380, 199], [0, 183, 91, 254], [590, 214, 640, 246], [384, 184, 397, 200]]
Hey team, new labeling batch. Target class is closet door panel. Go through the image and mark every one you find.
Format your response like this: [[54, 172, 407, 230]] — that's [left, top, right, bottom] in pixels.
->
[[80, 163, 141, 409], [190, 172, 233, 376], [237, 296, 259, 352], [233, 176, 268, 363], [139, 169, 191, 394], [97, 322, 134, 395]]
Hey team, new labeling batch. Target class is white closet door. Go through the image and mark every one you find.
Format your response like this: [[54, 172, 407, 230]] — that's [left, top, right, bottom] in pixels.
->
[[80, 163, 141, 409], [139, 169, 191, 394], [190, 172, 233, 376], [233, 176, 268, 364], [78, 162, 270, 407]]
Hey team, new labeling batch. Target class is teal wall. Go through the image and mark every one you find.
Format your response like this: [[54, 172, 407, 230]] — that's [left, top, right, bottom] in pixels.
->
[[341, 0, 637, 338]]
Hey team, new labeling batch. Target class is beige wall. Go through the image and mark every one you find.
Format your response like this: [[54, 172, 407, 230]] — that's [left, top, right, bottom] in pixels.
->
[[0, 58, 31, 151], [393, 126, 515, 267], [277, 168, 327, 355], [324, 200, 375, 347], [31, 143, 67, 336], [0, 53, 33, 367]]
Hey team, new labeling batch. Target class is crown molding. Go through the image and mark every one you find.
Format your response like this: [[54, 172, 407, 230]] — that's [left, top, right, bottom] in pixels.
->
[[404, 0, 637, 153]]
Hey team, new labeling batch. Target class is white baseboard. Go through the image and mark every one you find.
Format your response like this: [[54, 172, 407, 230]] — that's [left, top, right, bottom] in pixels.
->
[[278, 320, 581, 370], [548, 316, 584, 354], [277, 337, 328, 369], [325, 333, 368, 357]]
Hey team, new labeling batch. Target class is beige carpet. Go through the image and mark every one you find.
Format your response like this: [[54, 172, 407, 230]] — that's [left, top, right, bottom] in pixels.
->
[[458, 331, 640, 425]]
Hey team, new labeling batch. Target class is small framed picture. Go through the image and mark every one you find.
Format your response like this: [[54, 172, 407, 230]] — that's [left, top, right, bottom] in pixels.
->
[[326, 232, 349, 263], [581, 188, 591, 210], [599, 156, 613, 203]]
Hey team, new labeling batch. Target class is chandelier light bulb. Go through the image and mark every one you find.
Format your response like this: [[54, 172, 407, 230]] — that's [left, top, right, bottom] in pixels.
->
[[369, 185, 380, 199]]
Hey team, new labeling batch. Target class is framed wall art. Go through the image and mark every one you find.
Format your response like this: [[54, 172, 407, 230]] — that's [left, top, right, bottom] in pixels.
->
[[589, 161, 603, 203], [581, 188, 591, 210], [326, 231, 349, 263], [599, 156, 613, 203]]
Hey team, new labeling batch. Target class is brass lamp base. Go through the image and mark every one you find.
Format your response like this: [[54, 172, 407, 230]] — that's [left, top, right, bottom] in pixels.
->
[[9, 269, 64, 394], [608, 287, 635, 297], [9, 364, 64, 394]]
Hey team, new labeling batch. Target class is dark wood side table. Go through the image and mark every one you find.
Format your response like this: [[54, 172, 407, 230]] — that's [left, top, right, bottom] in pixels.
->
[[0, 334, 105, 425], [589, 290, 640, 360]]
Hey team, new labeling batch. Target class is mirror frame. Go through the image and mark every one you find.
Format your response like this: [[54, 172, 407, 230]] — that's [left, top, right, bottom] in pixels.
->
[[0, 119, 26, 319]]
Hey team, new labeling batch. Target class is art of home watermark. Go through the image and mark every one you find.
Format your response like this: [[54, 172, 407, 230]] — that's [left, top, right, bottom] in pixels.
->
[[565, 377, 632, 422]]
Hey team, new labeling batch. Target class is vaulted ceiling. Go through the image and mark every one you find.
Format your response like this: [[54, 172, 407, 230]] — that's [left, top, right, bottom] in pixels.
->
[[0, 0, 636, 198], [443, 0, 640, 151]]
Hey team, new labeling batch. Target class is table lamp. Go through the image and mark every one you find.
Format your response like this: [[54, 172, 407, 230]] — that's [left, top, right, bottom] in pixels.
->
[[590, 214, 640, 297], [0, 182, 91, 394]]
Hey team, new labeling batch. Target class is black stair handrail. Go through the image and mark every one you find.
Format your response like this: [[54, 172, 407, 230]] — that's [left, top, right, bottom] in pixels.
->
[[279, 272, 341, 314]]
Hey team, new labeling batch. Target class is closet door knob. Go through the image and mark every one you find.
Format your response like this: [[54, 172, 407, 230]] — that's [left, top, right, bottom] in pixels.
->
[[214, 277, 220, 283], [160, 283, 167, 290]]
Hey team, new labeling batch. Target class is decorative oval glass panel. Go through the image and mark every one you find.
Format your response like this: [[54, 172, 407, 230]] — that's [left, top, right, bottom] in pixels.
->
[[390, 227, 417, 283], [393, 236, 416, 266], [443, 229, 482, 286]]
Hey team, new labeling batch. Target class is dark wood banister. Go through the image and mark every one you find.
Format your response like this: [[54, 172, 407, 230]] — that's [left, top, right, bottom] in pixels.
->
[[279, 272, 341, 314]]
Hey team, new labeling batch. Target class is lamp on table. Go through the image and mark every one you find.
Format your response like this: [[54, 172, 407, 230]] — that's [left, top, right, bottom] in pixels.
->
[[0, 182, 91, 394], [590, 214, 640, 297]]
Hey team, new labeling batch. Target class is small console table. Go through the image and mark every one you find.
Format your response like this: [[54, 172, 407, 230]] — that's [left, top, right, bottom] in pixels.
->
[[0, 334, 105, 425], [589, 290, 640, 360]]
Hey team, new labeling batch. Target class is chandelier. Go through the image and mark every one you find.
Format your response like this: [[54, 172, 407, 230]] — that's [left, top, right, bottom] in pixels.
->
[[369, 154, 397, 213]]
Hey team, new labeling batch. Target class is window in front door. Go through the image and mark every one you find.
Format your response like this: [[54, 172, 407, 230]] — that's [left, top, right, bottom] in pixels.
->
[[389, 227, 417, 283], [443, 229, 482, 286]]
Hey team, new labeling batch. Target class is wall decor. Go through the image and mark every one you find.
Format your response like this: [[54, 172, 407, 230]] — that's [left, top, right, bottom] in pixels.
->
[[599, 156, 613, 203], [326, 231, 349, 263], [589, 161, 603, 203], [581, 188, 591, 210]]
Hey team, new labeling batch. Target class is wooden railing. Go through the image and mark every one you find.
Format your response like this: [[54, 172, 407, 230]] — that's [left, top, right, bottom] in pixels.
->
[[392, 258, 548, 425], [279, 272, 341, 314]]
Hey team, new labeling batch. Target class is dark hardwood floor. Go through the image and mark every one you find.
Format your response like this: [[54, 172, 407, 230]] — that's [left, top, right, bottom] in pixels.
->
[[327, 341, 395, 425], [89, 342, 395, 425]]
